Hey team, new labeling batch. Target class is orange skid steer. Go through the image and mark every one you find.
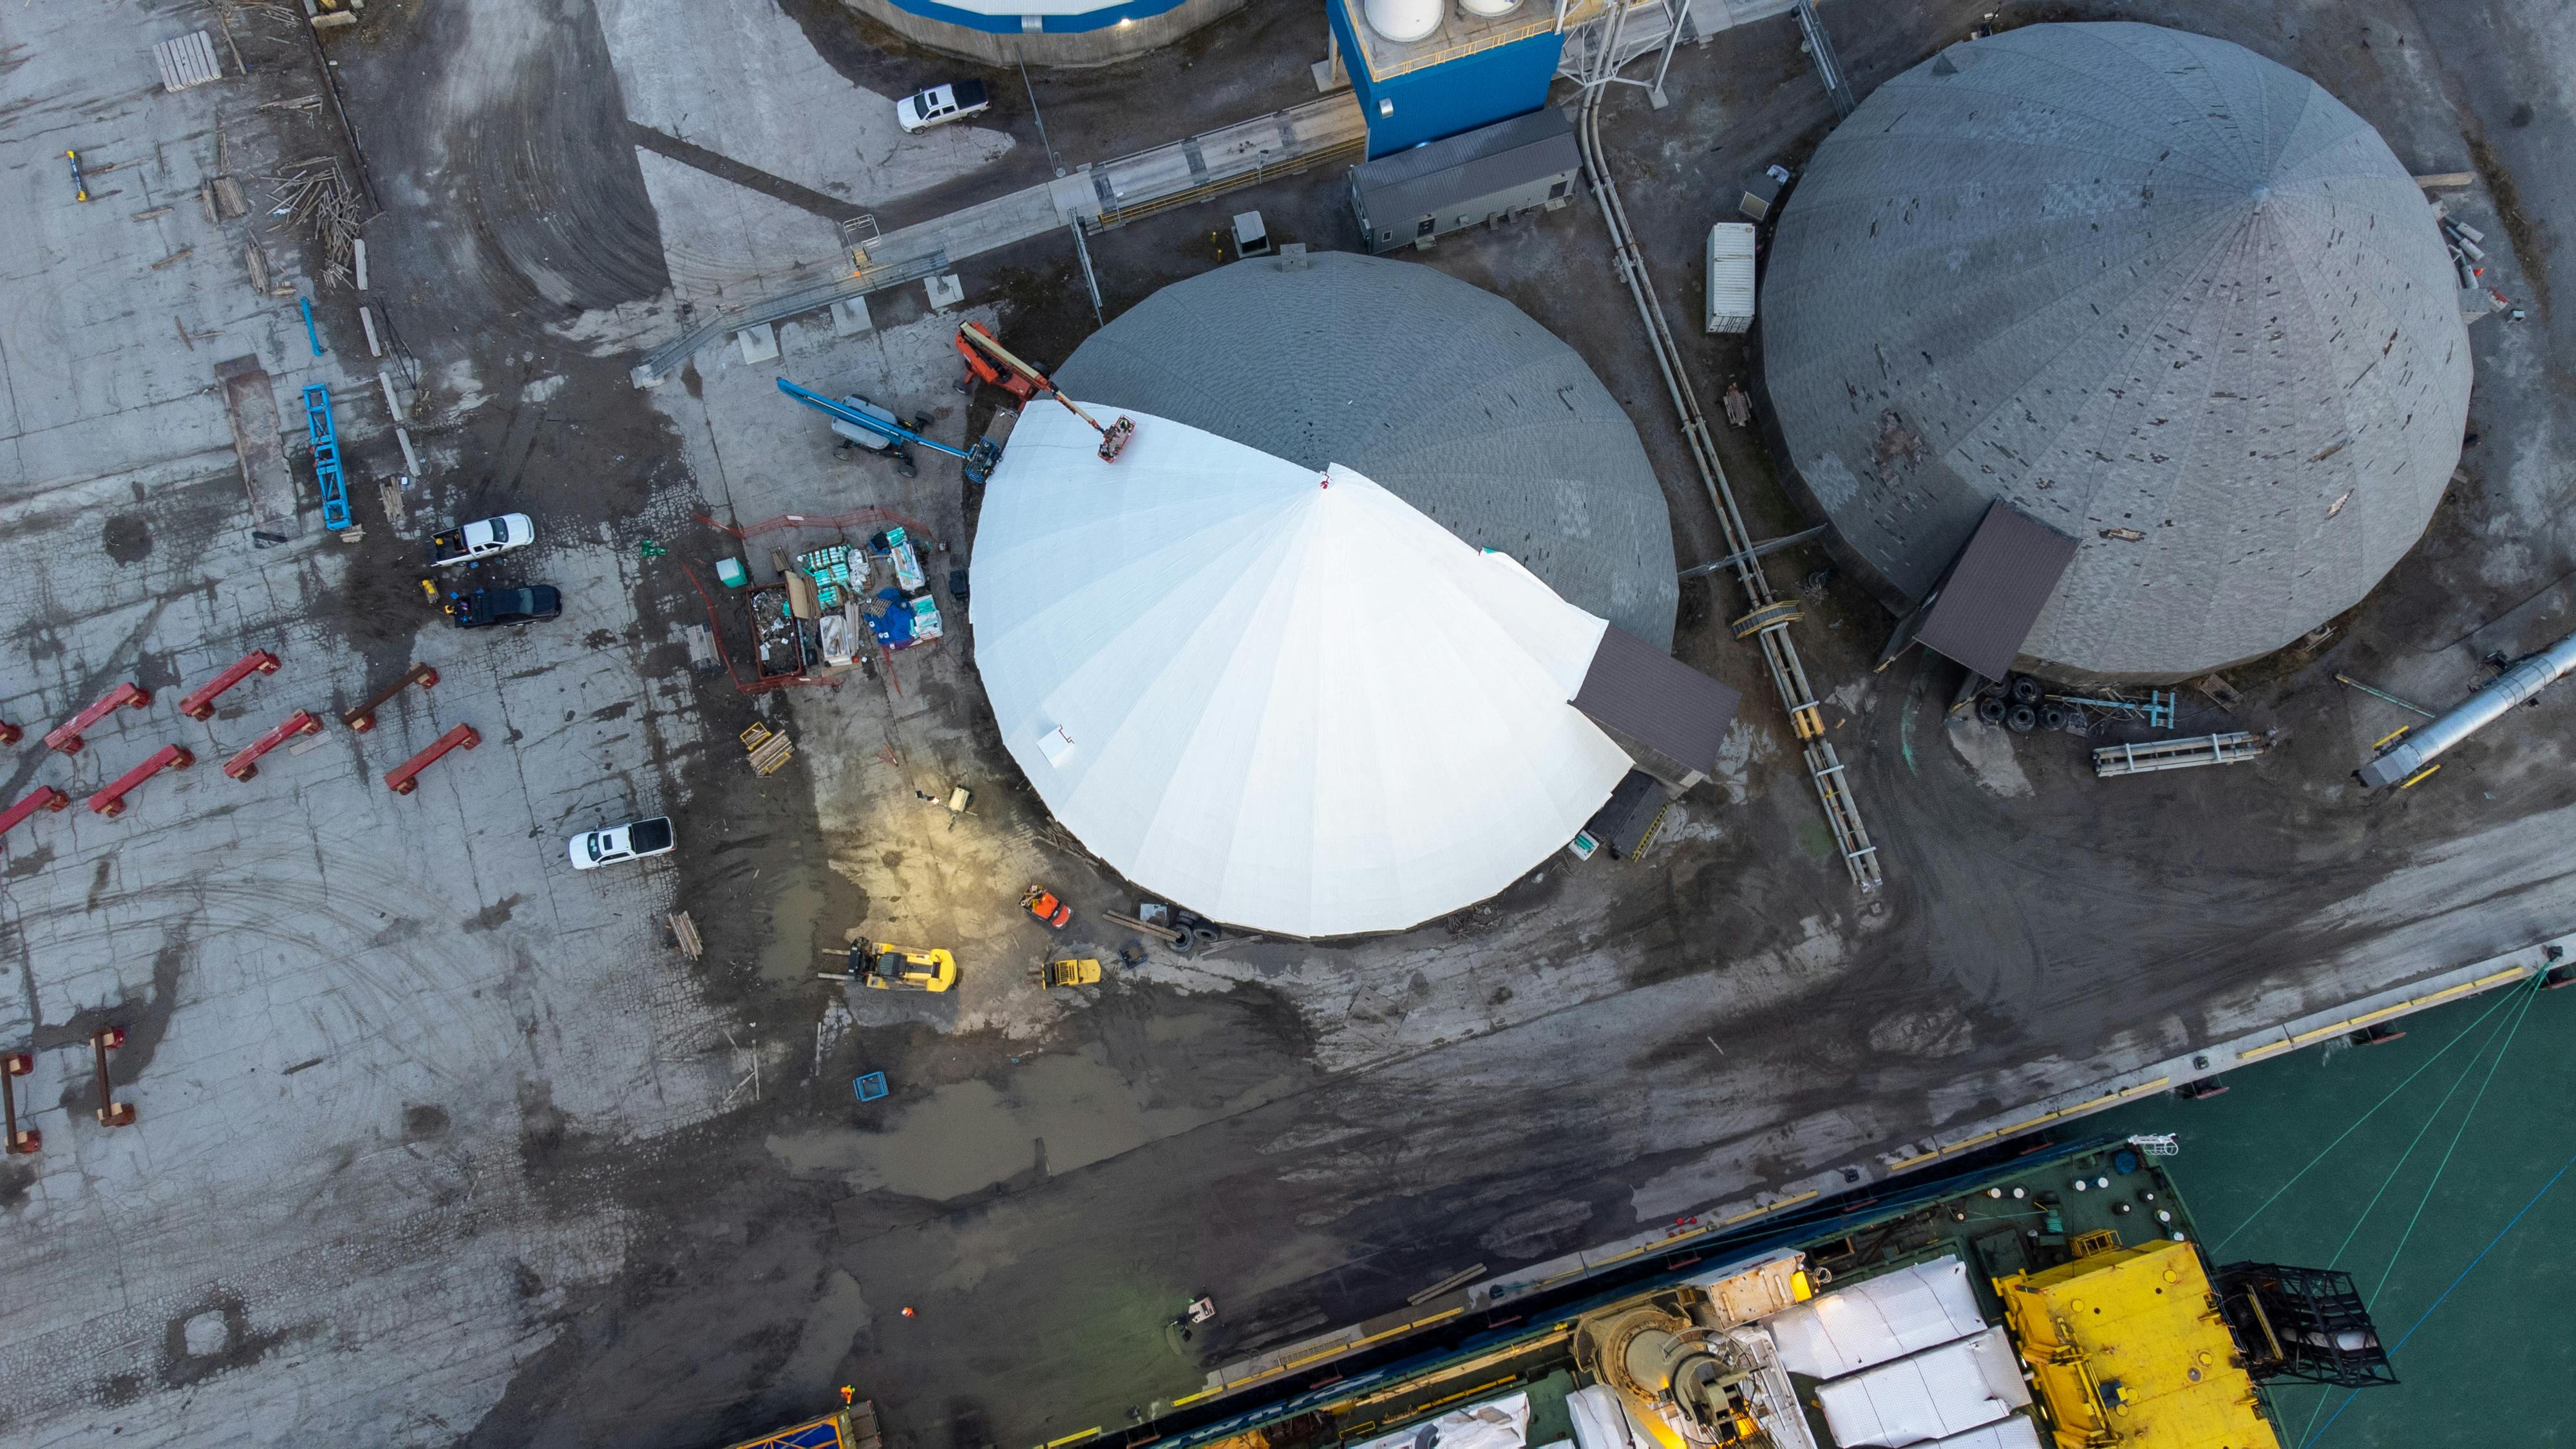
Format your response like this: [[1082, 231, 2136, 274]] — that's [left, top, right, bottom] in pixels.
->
[[957, 321, 1136, 462]]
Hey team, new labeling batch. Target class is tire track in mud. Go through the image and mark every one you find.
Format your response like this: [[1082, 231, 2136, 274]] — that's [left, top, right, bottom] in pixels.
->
[[353, 0, 670, 328]]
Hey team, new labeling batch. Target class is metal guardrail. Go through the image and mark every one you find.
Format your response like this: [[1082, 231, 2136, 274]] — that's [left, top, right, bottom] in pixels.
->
[[1094, 134, 1366, 231], [1365, 12, 1569, 80], [631, 249, 949, 386]]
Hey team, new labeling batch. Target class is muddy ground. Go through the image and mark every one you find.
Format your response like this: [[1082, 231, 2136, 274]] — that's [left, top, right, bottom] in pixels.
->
[[1, 0, 2571, 1446]]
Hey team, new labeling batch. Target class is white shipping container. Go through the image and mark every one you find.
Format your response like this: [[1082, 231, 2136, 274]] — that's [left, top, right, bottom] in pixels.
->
[[1705, 221, 1759, 334]]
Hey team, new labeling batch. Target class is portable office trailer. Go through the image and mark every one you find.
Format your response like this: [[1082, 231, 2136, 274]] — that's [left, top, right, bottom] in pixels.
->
[[1349, 109, 1580, 255], [1705, 222, 1757, 333]]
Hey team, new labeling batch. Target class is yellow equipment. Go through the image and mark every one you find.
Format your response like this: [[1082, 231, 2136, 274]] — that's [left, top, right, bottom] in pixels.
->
[[1030, 958, 1101, 989], [858, 943, 956, 993], [1997, 1238, 2278, 1449]]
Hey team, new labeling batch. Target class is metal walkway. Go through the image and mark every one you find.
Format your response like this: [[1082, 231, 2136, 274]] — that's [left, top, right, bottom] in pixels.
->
[[632, 95, 1365, 386]]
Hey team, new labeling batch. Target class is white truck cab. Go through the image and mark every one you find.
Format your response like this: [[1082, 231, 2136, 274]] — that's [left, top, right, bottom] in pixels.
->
[[569, 817, 675, 871], [430, 513, 535, 567], [895, 80, 990, 134]]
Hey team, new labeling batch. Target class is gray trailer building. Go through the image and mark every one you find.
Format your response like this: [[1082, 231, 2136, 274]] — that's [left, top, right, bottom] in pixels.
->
[[1349, 108, 1579, 255]]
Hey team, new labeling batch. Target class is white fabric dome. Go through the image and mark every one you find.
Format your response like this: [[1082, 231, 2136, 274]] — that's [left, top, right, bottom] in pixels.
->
[[971, 405, 1634, 936]]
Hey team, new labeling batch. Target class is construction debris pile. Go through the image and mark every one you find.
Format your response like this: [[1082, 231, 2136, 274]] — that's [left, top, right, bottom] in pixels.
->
[[261, 158, 362, 288]]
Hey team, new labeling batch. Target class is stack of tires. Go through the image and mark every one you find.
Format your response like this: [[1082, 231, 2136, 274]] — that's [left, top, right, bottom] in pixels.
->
[[1975, 676, 2070, 733]]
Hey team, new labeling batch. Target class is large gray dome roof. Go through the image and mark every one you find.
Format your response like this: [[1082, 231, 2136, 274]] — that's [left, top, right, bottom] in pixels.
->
[[1052, 253, 1677, 647], [1763, 22, 2471, 681]]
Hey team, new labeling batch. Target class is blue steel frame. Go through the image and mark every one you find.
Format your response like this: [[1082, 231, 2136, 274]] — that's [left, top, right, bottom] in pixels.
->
[[301, 384, 353, 532]]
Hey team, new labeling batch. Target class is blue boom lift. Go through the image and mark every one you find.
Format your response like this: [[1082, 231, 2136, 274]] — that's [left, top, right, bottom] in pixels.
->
[[775, 379, 1000, 484]]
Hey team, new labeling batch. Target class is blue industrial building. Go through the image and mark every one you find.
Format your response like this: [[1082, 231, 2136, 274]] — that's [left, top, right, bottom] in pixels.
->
[[880, 0, 1193, 33], [1326, 0, 1566, 157], [849, 0, 1242, 64]]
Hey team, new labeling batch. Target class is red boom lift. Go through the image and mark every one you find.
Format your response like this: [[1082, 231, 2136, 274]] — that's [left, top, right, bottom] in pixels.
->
[[956, 321, 1136, 463]]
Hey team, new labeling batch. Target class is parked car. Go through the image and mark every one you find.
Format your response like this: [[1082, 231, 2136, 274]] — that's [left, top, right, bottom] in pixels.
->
[[569, 816, 674, 870], [430, 513, 535, 567], [895, 80, 989, 133], [449, 585, 562, 628]]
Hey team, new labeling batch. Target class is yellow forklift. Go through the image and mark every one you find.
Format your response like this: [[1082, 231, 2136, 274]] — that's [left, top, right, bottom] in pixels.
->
[[1028, 958, 1101, 989]]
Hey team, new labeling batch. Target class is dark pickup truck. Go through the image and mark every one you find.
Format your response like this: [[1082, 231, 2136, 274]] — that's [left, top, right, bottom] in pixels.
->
[[449, 585, 562, 628]]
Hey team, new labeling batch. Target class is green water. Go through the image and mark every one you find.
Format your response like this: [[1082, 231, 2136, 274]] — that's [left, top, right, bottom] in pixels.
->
[[2092, 976, 2576, 1449]]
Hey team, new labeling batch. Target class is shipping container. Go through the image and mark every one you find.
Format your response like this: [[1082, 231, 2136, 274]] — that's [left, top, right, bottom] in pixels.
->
[[1705, 222, 1758, 334]]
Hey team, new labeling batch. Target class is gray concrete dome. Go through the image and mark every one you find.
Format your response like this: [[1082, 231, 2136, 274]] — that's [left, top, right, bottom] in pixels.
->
[[1762, 22, 2472, 681], [1052, 252, 1678, 647]]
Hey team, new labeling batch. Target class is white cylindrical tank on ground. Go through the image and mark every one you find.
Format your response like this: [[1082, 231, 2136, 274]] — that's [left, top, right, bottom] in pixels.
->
[[1367, 0, 1442, 42], [1459, 0, 1523, 17], [2355, 629, 2576, 788]]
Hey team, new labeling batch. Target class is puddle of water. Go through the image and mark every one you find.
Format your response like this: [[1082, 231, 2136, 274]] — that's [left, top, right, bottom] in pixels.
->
[[768, 1045, 1245, 1201], [759, 876, 830, 985]]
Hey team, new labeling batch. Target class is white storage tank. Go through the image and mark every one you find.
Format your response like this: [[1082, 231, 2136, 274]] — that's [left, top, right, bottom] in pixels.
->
[[1366, 0, 1443, 42], [1705, 222, 1757, 334]]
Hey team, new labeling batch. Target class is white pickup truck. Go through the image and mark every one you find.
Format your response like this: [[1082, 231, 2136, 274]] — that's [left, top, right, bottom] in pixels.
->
[[569, 817, 674, 871], [429, 513, 535, 568]]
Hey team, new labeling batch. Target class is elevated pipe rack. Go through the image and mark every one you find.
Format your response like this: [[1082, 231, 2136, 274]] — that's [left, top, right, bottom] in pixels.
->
[[225, 710, 324, 781], [343, 661, 438, 732], [88, 744, 194, 817], [385, 723, 479, 795], [44, 682, 151, 755], [1572, 71, 1879, 890], [0, 785, 71, 843], [180, 649, 281, 719]]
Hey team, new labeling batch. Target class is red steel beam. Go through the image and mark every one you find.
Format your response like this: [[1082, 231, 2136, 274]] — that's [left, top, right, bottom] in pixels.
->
[[44, 681, 151, 755], [224, 710, 325, 781], [179, 649, 281, 721], [384, 723, 479, 795], [343, 661, 439, 733], [91, 1027, 134, 1127], [2, 1051, 36, 1155], [87, 744, 194, 819], [0, 786, 70, 842]]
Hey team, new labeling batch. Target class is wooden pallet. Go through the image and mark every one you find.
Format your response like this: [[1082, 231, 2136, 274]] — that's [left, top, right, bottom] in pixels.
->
[[741, 722, 795, 776]]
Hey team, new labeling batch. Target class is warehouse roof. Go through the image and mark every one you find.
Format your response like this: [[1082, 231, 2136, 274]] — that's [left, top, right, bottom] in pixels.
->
[[1915, 504, 2080, 682], [1053, 252, 1677, 647], [1572, 625, 1742, 779], [1762, 22, 2472, 681], [1349, 108, 1580, 225]]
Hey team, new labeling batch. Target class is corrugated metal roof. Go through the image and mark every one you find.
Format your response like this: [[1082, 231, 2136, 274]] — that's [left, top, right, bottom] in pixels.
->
[[1053, 252, 1676, 647], [1586, 769, 1672, 860], [1572, 625, 1743, 776], [1915, 502, 2079, 681], [1350, 109, 1578, 225], [1761, 23, 2471, 681]]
